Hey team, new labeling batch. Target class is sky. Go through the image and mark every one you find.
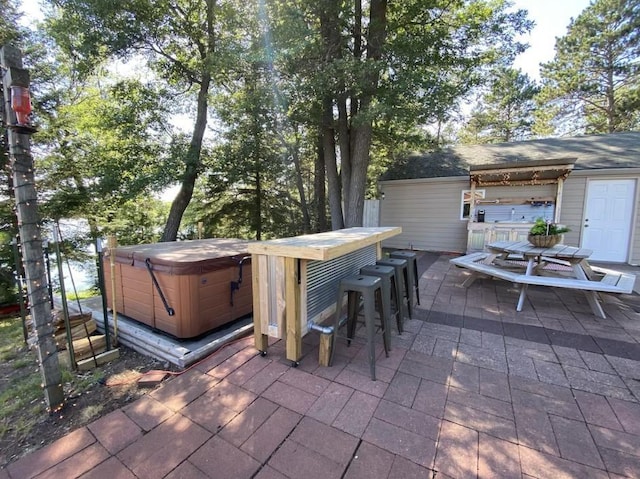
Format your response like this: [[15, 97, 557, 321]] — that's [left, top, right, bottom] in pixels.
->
[[511, 0, 593, 79]]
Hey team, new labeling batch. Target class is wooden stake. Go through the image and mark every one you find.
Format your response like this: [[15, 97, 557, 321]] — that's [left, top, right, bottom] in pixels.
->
[[107, 235, 118, 345]]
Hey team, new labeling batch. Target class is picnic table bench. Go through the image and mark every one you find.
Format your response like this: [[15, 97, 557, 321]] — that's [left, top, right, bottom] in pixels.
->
[[450, 248, 636, 319]]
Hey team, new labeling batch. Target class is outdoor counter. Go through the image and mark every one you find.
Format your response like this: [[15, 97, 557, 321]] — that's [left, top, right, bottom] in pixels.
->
[[248, 226, 401, 365]]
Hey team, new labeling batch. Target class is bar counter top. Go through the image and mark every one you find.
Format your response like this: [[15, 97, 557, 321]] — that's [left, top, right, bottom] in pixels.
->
[[247, 226, 402, 261]]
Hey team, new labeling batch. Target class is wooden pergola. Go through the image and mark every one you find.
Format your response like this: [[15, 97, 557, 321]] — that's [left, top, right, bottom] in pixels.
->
[[468, 158, 576, 223]]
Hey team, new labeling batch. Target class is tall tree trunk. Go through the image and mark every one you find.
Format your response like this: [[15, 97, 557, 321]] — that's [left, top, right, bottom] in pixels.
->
[[290, 135, 311, 233], [315, 135, 328, 232], [322, 98, 344, 230], [343, 0, 388, 227], [161, 74, 210, 241], [319, 2, 345, 231], [161, 0, 216, 241], [255, 170, 262, 240]]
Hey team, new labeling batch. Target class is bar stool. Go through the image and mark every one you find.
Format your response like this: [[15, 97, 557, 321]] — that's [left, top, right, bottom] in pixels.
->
[[330, 274, 389, 380], [390, 250, 420, 306], [376, 257, 410, 325], [360, 264, 400, 340]]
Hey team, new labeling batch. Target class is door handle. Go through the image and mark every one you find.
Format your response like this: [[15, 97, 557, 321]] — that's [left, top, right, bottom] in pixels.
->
[[584, 225, 589, 227]]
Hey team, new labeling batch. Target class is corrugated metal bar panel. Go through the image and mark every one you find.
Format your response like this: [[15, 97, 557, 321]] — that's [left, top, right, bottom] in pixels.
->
[[306, 246, 377, 322]]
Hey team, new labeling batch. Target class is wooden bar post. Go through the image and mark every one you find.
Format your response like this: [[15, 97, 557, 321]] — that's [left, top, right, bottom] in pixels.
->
[[1, 44, 64, 411], [284, 257, 301, 365], [252, 253, 268, 353]]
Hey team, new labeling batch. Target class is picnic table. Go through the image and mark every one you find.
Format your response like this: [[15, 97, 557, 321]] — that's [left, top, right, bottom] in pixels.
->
[[450, 240, 636, 319]]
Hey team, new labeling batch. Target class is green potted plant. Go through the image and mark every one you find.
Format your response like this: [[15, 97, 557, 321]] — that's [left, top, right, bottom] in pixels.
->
[[528, 218, 570, 247]]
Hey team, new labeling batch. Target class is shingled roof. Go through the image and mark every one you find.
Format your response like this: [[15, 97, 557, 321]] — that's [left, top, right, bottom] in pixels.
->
[[380, 131, 640, 181]]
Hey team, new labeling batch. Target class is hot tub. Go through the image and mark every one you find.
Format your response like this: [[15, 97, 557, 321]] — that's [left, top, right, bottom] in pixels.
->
[[103, 238, 253, 339]]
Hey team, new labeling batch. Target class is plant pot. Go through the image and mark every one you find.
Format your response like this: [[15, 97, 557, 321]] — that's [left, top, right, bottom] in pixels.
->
[[528, 234, 562, 248]]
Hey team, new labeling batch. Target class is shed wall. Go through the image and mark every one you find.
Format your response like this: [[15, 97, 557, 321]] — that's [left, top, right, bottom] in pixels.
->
[[380, 177, 469, 252], [380, 168, 640, 263]]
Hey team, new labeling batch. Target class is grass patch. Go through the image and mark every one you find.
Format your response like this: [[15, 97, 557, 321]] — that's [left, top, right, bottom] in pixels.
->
[[65, 288, 100, 301], [0, 314, 106, 444]]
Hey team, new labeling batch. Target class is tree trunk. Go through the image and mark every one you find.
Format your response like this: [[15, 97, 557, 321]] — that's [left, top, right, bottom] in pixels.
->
[[322, 98, 344, 230], [290, 136, 311, 233], [255, 170, 262, 240], [342, 0, 387, 227], [315, 135, 328, 232], [344, 122, 372, 227], [161, 74, 210, 241]]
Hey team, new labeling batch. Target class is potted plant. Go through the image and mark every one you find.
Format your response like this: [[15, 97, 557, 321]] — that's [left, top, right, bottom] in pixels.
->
[[528, 218, 570, 247]]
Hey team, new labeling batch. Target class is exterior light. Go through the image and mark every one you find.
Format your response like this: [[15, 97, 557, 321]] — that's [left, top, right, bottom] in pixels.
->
[[10, 86, 31, 125]]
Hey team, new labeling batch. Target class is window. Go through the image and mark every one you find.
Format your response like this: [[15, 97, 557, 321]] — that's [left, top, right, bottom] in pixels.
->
[[460, 189, 485, 220]]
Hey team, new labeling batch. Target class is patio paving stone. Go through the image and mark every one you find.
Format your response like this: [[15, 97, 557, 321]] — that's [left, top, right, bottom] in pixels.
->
[[240, 406, 301, 462], [122, 394, 174, 432], [477, 432, 522, 478], [5, 252, 640, 479], [573, 390, 624, 431], [87, 409, 142, 455], [548, 415, 604, 469], [218, 397, 279, 447], [363, 417, 436, 468], [78, 456, 136, 479], [343, 442, 394, 479], [332, 390, 380, 437]]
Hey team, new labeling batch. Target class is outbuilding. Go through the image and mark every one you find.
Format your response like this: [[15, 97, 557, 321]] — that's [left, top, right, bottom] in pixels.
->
[[379, 131, 640, 264]]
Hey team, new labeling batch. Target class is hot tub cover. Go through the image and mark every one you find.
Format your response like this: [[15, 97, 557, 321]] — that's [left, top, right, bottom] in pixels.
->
[[107, 238, 253, 275]]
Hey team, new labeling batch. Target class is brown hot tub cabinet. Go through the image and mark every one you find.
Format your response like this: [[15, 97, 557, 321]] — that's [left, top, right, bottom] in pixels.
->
[[103, 239, 253, 339]]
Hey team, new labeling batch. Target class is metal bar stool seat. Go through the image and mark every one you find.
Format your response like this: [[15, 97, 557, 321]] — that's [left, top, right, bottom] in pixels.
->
[[329, 274, 389, 380], [360, 264, 400, 341], [376, 257, 410, 326], [390, 250, 420, 306]]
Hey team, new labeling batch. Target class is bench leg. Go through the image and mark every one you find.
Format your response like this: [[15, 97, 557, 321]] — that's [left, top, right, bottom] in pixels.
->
[[516, 285, 528, 312], [461, 272, 481, 288], [584, 291, 606, 319]]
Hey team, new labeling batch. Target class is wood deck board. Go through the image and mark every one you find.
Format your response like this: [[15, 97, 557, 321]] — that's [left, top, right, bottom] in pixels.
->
[[246, 227, 401, 260]]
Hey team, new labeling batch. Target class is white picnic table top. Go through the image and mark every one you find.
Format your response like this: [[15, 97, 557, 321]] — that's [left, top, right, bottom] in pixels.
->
[[487, 241, 592, 261]]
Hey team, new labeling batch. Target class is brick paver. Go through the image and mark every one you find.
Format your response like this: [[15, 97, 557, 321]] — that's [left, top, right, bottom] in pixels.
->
[[4, 254, 640, 479]]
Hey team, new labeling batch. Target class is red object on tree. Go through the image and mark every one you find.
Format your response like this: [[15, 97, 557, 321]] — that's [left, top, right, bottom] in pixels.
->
[[10, 86, 31, 125]]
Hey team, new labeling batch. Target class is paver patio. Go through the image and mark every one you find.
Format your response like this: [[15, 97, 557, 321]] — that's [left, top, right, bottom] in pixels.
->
[[3, 252, 640, 478]]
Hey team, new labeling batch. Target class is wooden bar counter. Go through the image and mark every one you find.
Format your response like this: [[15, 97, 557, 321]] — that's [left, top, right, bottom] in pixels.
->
[[248, 227, 401, 366]]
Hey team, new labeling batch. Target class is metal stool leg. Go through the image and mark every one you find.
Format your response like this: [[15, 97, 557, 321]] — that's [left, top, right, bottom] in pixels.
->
[[390, 250, 420, 306], [329, 275, 387, 380]]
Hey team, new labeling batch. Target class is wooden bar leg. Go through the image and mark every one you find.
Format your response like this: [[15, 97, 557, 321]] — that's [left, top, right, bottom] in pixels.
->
[[254, 332, 269, 356], [284, 257, 301, 366], [318, 334, 331, 367], [252, 253, 269, 356]]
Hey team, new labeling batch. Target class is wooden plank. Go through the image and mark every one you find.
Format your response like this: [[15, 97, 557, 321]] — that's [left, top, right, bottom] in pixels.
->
[[252, 254, 268, 352], [247, 227, 401, 260], [284, 257, 301, 362], [515, 274, 635, 294], [77, 349, 120, 371], [272, 256, 286, 337], [318, 333, 332, 367]]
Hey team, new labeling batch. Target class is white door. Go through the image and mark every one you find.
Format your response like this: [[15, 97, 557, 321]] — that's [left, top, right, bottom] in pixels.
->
[[582, 179, 635, 262]]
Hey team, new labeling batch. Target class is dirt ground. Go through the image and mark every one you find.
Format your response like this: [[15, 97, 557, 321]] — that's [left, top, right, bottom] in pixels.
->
[[0, 342, 172, 468]]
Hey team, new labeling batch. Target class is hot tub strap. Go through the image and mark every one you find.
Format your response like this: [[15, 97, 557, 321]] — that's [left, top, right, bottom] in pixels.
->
[[230, 256, 251, 306], [145, 258, 175, 316]]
